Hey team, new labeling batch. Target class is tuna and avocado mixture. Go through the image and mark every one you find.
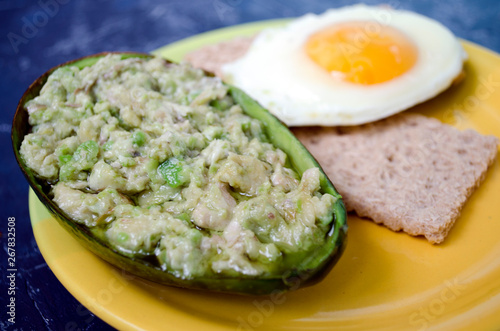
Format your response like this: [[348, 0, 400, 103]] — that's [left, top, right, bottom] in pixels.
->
[[20, 55, 337, 279]]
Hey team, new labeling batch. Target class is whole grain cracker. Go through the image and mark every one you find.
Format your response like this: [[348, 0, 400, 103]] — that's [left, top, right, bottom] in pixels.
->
[[292, 114, 498, 243], [184, 36, 254, 78]]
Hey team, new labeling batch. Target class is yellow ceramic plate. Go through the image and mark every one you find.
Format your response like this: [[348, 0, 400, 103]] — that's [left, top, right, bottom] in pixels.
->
[[31, 20, 500, 331]]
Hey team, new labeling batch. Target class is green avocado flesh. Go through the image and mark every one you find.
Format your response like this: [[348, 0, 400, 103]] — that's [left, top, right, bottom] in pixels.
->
[[12, 53, 347, 294]]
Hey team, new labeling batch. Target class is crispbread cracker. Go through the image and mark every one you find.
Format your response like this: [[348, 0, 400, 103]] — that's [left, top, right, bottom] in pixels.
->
[[292, 114, 498, 243], [184, 36, 254, 78]]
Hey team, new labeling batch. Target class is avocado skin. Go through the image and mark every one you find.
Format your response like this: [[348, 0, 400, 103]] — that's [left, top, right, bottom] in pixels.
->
[[12, 52, 347, 295]]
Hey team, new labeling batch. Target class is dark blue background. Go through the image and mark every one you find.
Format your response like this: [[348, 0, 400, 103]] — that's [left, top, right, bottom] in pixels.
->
[[1, 0, 499, 329]]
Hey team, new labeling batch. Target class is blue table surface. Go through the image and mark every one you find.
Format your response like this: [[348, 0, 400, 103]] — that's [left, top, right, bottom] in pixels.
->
[[1, 0, 500, 330]]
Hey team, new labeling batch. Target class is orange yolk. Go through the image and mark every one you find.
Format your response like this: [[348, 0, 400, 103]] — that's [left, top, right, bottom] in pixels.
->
[[305, 21, 418, 85]]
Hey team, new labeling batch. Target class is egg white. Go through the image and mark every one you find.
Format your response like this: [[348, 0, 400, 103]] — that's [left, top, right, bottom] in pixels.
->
[[222, 5, 467, 126]]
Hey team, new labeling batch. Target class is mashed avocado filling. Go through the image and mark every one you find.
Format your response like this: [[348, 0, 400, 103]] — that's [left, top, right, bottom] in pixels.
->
[[20, 55, 337, 279]]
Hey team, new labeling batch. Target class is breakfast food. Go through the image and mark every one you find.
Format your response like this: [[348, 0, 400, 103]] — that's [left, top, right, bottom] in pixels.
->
[[185, 36, 255, 78], [191, 5, 467, 126], [14, 53, 347, 293], [293, 114, 498, 244], [184, 8, 498, 243]]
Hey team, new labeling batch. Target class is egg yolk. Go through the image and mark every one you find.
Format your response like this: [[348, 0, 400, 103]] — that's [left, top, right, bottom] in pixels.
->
[[305, 21, 418, 85]]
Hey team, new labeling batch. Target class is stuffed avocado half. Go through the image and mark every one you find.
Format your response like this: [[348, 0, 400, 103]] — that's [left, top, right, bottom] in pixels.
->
[[12, 53, 347, 295]]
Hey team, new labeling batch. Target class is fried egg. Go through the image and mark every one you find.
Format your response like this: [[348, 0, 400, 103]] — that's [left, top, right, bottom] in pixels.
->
[[222, 5, 467, 126]]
